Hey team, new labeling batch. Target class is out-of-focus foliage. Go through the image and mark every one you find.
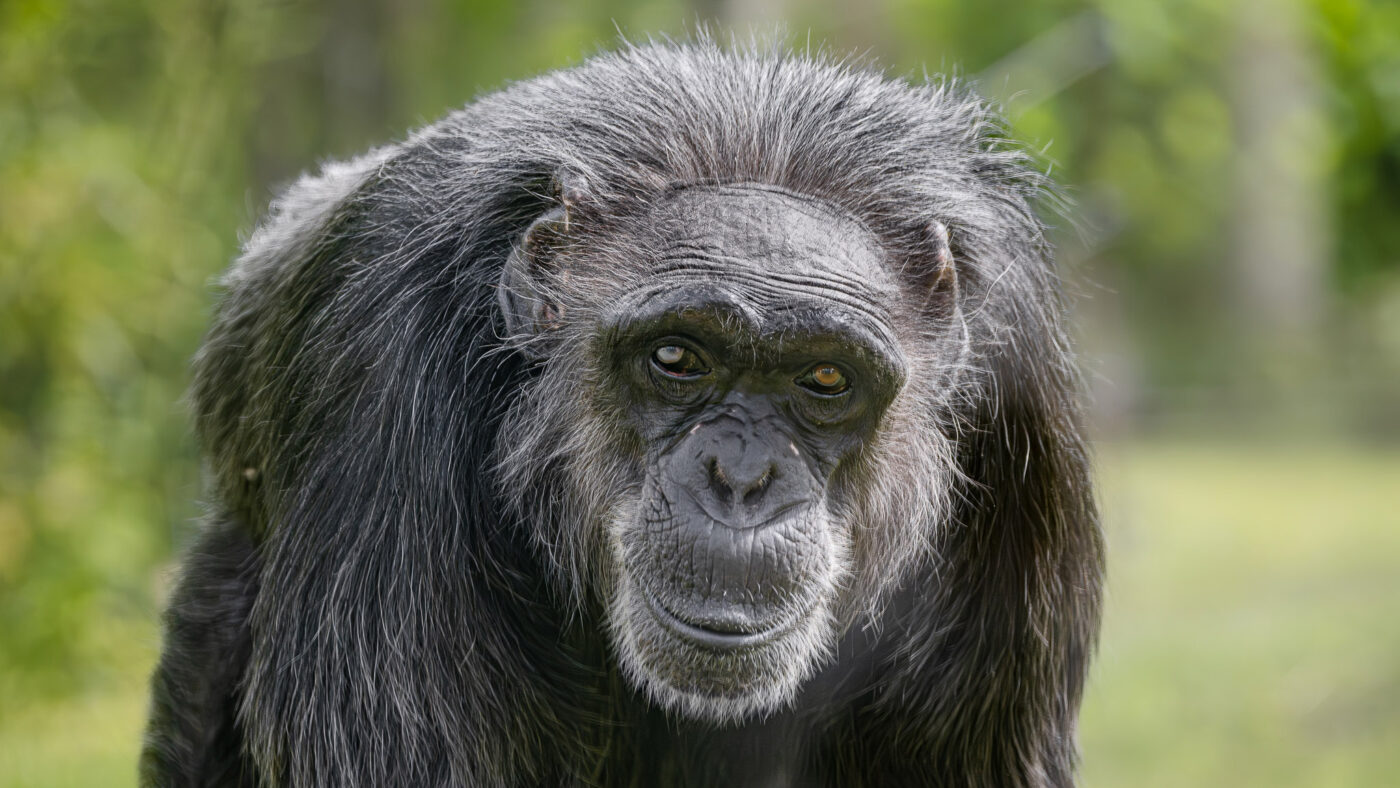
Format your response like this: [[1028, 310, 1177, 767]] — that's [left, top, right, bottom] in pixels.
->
[[882, 0, 1400, 433], [1322, 0, 1400, 292], [0, 0, 1396, 784]]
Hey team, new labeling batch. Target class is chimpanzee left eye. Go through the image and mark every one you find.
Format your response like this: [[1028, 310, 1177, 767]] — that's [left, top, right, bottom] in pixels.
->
[[797, 363, 849, 395], [651, 345, 708, 378]]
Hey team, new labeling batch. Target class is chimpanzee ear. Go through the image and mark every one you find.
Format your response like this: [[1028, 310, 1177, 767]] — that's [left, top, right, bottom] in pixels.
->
[[918, 219, 972, 375], [498, 181, 584, 357], [917, 220, 959, 314]]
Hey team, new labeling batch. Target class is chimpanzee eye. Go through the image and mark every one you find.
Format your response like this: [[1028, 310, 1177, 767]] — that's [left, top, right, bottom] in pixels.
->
[[797, 363, 849, 395], [651, 344, 708, 378]]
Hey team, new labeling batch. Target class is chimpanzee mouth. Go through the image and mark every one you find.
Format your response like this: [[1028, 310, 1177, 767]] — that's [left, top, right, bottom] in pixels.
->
[[644, 592, 801, 650]]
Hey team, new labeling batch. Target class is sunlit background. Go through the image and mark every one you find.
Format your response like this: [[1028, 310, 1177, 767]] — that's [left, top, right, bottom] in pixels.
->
[[1, 0, 1397, 785]]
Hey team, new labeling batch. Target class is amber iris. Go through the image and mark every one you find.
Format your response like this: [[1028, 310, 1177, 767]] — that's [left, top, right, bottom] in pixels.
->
[[799, 363, 848, 395]]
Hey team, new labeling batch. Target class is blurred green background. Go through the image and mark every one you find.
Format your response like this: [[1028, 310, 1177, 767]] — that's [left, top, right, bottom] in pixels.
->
[[1, 0, 1397, 785]]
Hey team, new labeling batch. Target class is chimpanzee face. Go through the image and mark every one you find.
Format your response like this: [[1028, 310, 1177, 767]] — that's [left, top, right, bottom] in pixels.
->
[[499, 182, 961, 720], [594, 186, 908, 717]]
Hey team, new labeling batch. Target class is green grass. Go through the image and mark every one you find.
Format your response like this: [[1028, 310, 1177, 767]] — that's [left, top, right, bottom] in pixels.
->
[[0, 629, 158, 788], [1080, 442, 1400, 786], [2, 442, 1396, 785]]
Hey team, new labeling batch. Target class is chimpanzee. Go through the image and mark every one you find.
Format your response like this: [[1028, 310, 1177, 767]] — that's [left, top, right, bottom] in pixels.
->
[[143, 39, 1103, 787]]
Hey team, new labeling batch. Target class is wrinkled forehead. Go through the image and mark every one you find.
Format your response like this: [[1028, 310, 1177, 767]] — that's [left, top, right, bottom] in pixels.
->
[[648, 184, 896, 292], [598, 184, 904, 368]]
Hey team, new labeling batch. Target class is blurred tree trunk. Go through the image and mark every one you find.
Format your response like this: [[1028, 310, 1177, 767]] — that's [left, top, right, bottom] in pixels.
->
[[321, 0, 393, 155], [1228, 0, 1329, 377], [250, 0, 393, 193], [690, 0, 789, 31]]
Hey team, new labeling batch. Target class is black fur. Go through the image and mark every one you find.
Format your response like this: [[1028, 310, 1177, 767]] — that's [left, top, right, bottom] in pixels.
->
[[143, 39, 1103, 787]]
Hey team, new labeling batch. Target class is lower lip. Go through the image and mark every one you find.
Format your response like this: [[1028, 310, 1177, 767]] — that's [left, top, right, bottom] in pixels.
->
[[643, 593, 795, 650]]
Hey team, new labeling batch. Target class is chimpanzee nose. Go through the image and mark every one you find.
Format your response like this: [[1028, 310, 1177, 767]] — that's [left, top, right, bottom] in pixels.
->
[[707, 454, 775, 506]]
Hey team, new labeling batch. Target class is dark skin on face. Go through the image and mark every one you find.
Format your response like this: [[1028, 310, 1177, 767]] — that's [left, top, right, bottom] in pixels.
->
[[600, 185, 907, 654]]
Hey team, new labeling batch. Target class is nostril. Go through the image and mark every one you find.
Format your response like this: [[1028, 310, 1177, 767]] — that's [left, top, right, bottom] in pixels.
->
[[709, 457, 775, 506], [708, 458, 733, 504], [742, 467, 773, 505]]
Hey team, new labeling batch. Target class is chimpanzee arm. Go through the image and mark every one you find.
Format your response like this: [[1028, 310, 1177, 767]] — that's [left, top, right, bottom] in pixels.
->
[[141, 516, 261, 787]]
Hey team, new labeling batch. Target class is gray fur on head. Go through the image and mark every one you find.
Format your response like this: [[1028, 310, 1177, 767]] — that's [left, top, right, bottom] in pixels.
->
[[143, 36, 1102, 788]]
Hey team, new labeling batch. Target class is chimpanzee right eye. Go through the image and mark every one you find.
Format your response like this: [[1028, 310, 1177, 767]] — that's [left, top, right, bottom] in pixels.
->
[[651, 344, 709, 378]]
